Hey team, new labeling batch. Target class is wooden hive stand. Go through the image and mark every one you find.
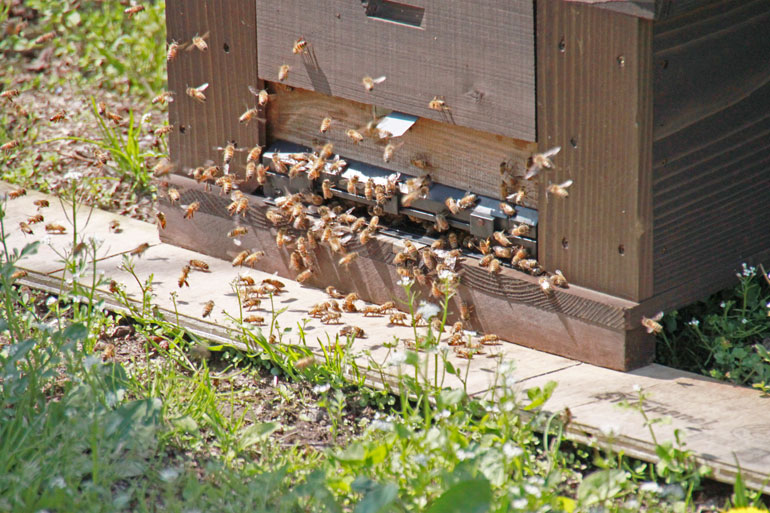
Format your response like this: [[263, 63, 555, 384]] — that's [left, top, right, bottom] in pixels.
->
[[161, 0, 770, 371]]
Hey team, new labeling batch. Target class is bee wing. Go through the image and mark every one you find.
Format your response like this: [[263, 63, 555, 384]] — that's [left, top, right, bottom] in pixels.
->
[[651, 311, 664, 321], [372, 76, 387, 84], [542, 146, 561, 158], [196, 82, 209, 92], [523, 164, 540, 180], [248, 85, 260, 97], [559, 179, 573, 188]]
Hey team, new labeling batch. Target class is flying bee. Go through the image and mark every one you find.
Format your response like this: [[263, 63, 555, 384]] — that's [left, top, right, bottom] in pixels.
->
[[247, 85, 270, 107], [510, 224, 530, 237], [167, 188, 180, 204], [339, 252, 358, 266], [44, 223, 66, 234], [228, 226, 248, 238], [8, 187, 26, 199], [319, 116, 332, 133], [154, 125, 173, 137], [155, 211, 167, 229], [525, 146, 561, 179], [216, 175, 236, 195], [124, 4, 145, 17], [346, 174, 360, 194], [178, 265, 191, 288], [202, 300, 214, 318], [444, 198, 460, 215], [278, 64, 290, 81], [187, 31, 210, 51], [246, 145, 263, 164], [10, 269, 28, 280], [296, 268, 313, 283], [429, 96, 448, 111], [166, 40, 182, 60], [34, 31, 56, 44], [232, 250, 250, 266], [184, 201, 200, 219], [239, 107, 260, 125], [243, 296, 262, 310], [129, 242, 150, 256], [244, 251, 265, 266], [382, 141, 402, 163], [19, 222, 33, 234], [254, 163, 268, 184], [641, 312, 664, 334], [402, 185, 428, 207], [49, 110, 67, 123], [1, 140, 20, 152], [152, 91, 174, 105], [0, 89, 20, 101], [547, 179, 573, 198], [186, 82, 209, 103], [499, 202, 516, 217], [345, 129, 364, 144], [292, 37, 308, 54], [506, 188, 526, 205], [362, 75, 386, 91], [152, 158, 173, 177], [493, 231, 512, 247], [458, 193, 477, 210]]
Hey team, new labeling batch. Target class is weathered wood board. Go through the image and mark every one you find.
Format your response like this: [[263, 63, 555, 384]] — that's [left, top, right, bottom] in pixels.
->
[[256, 0, 536, 141], [4, 181, 770, 492], [266, 87, 538, 206]]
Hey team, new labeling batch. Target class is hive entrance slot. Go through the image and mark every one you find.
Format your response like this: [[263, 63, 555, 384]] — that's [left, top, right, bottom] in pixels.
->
[[363, 0, 425, 28]]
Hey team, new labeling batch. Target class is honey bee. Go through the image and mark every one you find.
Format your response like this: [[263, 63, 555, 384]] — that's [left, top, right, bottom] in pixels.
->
[[357, 228, 373, 245], [33, 199, 49, 209], [448, 232, 459, 249], [130, 242, 150, 256], [239, 107, 260, 124], [290, 250, 304, 271], [339, 252, 358, 266], [254, 163, 268, 185], [167, 188, 180, 204], [382, 141, 402, 163], [155, 211, 167, 229], [479, 334, 500, 345], [34, 31, 56, 45], [45, 223, 66, 234], [346, 129, 364, 144], [444, 197, 460, 215], [510, 224, 530, 237], [459, 300, 472, 322], [518, 258, 540, 274], [109, 219, 121, 232], [244, 251, 266, 266], [318, 179, 333, 200], [410, 157, 432, 170], [493, 246, 513, 259], [184, 201, 200, 219], [186, 83, 209, 103], [243, 315, 265, 325], [243, 297, 262, 310], [434, 213, 450, 232], [539, 276, 554, 297], [479, 254, 494, 268], [362, 178, 374, 200], [188, 259, 209, 272], [292, 38, 308, 54], [346, 174, 359, 194], [189, 31, 210, 51], [8, 187, 26, 199], [525, 146, 561, 180], [202, 300, 214, 318], [641, 312, 664, 334], [319, 116, 332, 133], [488, 258, 502, 274], [154, 125, 173, 137], [458, 193, 477, 210], [0, 89, 20, 101], [19, 222, 33, 234], [151, 91, 174, 105], [493, 231, 512, 247], [550, 269, 568, 288], [27, 214, 43, 224], [428, 96, 448, 111], [271, 152, 287, 174], [547, 179, 573, 198], [124, 4, 145, 17], [278, 64, 290, 81], [228, 226, 248, 238], [1, 140, 20, 152], [296, 268, 313, 283], [362, 75, 386, 91], [10, 269, 28, 280], [341, 325, 366, 339], [48, 110, 67, 123], [499, 202, 516, 217], [402, 186, 428, 207], [321, 311, 341, 324], [166, 40, 181, 61], [178, 265, 191, 288], [232, 250, 250, 266], [389, 312, 408, 325], [152, 158, 173, 177]]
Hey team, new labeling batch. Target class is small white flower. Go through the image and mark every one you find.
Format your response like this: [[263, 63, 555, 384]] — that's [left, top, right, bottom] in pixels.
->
[[639, 481, 661, 494], [63, 171, 83, 181], [500, 360, 516, 376], [410, 453, 428, 466], [438, 269, 456, 281], [435, 409, 450, 420], [387, 350, 407, 367], [456, 448, 474, 461], [312, 383, 330, 394], [511, 498, 528, 509], [484, 403, 500, 414], [370, 419, 394, 432], [46, 296, 57, 306], [502, 442, 524, 459], [505, 375, 517, 389], [416, 300, 441, 320], [438, 342, 450, 355], [523, 484, 541, 498], [600, 424, 619, 437], [688, 318, 699, 327], [625, 499, 640, 509], [159, 467, 180, 482], [662, 483, 684, 500], [721, 301, 727, 308], [742, 318, 749, 324], [42, 235, 52, 245], [632, 384, 642, 393], [50, 476, 66, 489], [397, 277, 414, 288]]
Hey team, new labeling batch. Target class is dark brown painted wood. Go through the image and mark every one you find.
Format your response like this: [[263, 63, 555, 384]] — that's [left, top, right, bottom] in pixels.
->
[[159, 174, 653, 370], [165, 0, 263, 186], [651, 0, 770, 297], [255, 0, 536, 141], [536, 0, 654, 301], [266, 86, 538, 206]]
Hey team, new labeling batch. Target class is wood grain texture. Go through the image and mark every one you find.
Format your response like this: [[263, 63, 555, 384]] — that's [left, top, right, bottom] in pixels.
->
[[651, 0, 770, 298], [159, 174, 652, 370], [536, 0, 654, 301], [564, 0, 655, 19], [255, 0, 535, 141], [266, 86, 538, 206], [165, 0, 263, 186]]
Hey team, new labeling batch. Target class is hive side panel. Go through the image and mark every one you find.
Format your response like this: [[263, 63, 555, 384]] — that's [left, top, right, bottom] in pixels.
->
[[255, 0, 535, 140], [651, 0, 770, 299], [165, 0, 263, 181], [536, 0, 654, 301]]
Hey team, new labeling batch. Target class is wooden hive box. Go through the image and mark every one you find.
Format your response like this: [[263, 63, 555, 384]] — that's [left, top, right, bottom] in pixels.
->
[[160, 0, 770, 370]]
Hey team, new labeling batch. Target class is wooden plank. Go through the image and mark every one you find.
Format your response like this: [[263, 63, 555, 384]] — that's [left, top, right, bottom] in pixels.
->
[[255, 0, 535, 141], [536, 0, 654, 301], [266, 86, 538, 206], [564, 0, 655, 19], [159, 175, 653, 370], [165, 0, 263, 185], [651, 0, 770, 296]]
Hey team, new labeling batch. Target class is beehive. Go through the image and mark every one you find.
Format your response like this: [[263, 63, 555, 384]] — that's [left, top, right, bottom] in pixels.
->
[[160, 0, 770, 370]]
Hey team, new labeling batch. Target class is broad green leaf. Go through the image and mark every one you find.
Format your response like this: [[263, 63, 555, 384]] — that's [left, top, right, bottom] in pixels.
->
[[576, 469, 628, 506], [354, 481, 398, 513], [336, 442, 366, 463], [425, 478, 491, 513], [240, 422, 279, 450]]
